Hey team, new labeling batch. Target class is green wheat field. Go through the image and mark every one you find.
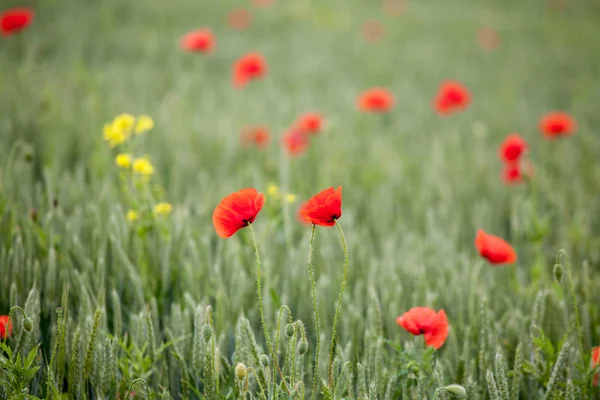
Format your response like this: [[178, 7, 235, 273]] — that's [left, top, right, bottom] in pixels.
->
[[1, 0, 600, 398]]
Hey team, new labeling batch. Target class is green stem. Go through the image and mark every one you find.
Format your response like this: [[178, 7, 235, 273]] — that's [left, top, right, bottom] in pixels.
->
[[557, 250, 584, 358], [307, 225, 321, 400], [8, 306, 29, 356], [248, 224, 290, 395], [328, 220, 348, 389]]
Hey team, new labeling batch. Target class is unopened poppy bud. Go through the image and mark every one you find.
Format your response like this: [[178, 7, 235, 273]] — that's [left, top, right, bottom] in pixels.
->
[[553, 263, 564, 284], [24, 150, 33, 163], [202, 324, 212, 343], [298, 340, 308, 355], [285, 323, 294, 338], [29, 208, 38, 222], [260, 354, 270, 367], [235, 363, 247, 380], [443, 384, 466, 398], [23, 318, 33, 332]]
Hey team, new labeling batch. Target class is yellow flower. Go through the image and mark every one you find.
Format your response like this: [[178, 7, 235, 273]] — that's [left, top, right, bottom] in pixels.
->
[[112, 113, 135, 135], [126, 210, 139, 222], [267, 184, 280, 198], [284, 193, 297, 204], [154, 202, 172, 215], [103, 123, 128, 148], [135, 115, 154, 134], [132, 157, 155, 176], [115, 153, 132, 169]]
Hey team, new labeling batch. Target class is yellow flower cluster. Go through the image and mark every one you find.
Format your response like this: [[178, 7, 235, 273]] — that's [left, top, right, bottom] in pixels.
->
[[103, 113, 154, 148], [267, 183, 297, 204]]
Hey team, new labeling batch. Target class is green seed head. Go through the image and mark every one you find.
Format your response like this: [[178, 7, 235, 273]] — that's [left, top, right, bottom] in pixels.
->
[[260, 354, 270, 367], [202, 324, 213, 343], [23, 318, 33, 332], [235, 363, 247, 380]]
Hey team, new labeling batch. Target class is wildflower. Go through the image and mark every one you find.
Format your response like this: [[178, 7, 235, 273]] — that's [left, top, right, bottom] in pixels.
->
[[232, 52, 267, 88], [154, 202, 173, 215], [227, 8, 252, 31], [361, 20, 385, 43], [357, 88, 395, 113], [539, 111, 576, 139], [433, 80, 471, 115], [212, 188, 265, 238], [115, 153, 132, 169], [103, 124, 128, 148], [0, 315, 12, 339], [475, 229, 517, 264], [502, 160, 533, 185], [132, 157, 155, 176], [295, 112, 324, 135], [282, 128, 309, 157], [235, 363, 247, 380], [241, 126, 270, 149], [112, 113, 136, 135], [135, 115, 154, 134], [591, 347, 600, 386], [478, 27, 500, 50], [498, 134, 527, 163], [1, 8, 34, 36], [298, 186, 342, 227], [180, 28, 215, 53], [284, 194, 297, 204], [126, 210, 139, 222], [267, 184, 280, 197], [396, 307, 449, 349]]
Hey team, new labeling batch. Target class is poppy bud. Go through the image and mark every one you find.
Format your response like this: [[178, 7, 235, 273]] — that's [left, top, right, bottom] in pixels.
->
[[285, 323, 294, 338], [553, 263, 564, 284], [52, 198, 59, 208], [23, 318, 33, 332], [29, 208, 38, 223], [298, 340, 308, 355], [260, 354, 270, 367], [443, 384, 466, 398], [24, 150, 33, 163], [202, 324, 212, 343], [235, 362, 247, 380]]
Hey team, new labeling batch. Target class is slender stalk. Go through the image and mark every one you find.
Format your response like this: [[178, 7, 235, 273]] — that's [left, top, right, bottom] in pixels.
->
[[557, 250, 584, 359], [306, 225, 321, 399], [328, 220, 349, 388], [8, 306, 29, 356], [248, 224, 290, 395]]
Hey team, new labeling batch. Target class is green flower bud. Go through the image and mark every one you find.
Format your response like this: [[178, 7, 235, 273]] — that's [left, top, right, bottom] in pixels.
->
[[260, 354, 270, 367], [444, 384, 466, 398], [202, 324, 212, 343], [553, 263, 564, 284], [24, 151, 34, 163], [23, 318, 33, 332], [235, 363, 247, 380], [285, 323, 294, 338], [297, 340, 308, 355]]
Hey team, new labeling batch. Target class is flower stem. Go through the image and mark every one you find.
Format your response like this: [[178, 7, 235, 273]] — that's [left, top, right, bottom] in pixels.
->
[[307, 225, 321, 400], [328, 220, 348, 389], [248, 224, 290, 395]]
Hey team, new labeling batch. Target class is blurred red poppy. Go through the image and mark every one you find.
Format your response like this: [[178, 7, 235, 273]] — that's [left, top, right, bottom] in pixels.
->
[[212, 188, 265, 238], [295, 112, 324, 135], [1, 7, 34, 36], [433, 80, 471, 115], [0, 315, 11, 339], [282, 128, 309, 157], [241, 126, 270, 149], [362, 20, 385, 43], [233, 52, 267, 88], [539, 112, 576, 139], [592, 347, 600, 386], [396, 307, 448, 349], [357, 88, 395, 112], [498, 134, 527, 163], [298, 186, 342, 227], [475, 229, 517, 264], [502, 161, 533, 185], [227, 8, 253, 31], [478, 27, 500, 50], [180, 28, 215, 53], [383, 0, 405, 16]]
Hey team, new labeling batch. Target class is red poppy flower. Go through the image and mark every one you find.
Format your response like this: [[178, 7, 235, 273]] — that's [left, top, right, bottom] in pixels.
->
[[1, 8, 34, 36], [592, 346, 600, 386], [295, 112, 324, 135], [241, 126, 270, 149], [475, 229, 517, 264], [282, 128, 309, 157], [433, 80, 471, 115], [498, 134, 527, 163], [180, 28, 215, 53], [232, 52, 267, 88], [502, 161, 533, 185], [0, 315, 12, 339], [538, 111, 576, 139], [396, 307, 448, 349], [361, 20, 385, 43], [212, 188, 265, 238], [227, 8, 252, 31], [478, 28, 500, 50], [357, 88, 395, 113], [298, 186, 342, 227], [251, 0, 275, 8], [383, 0, 405, 16]]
